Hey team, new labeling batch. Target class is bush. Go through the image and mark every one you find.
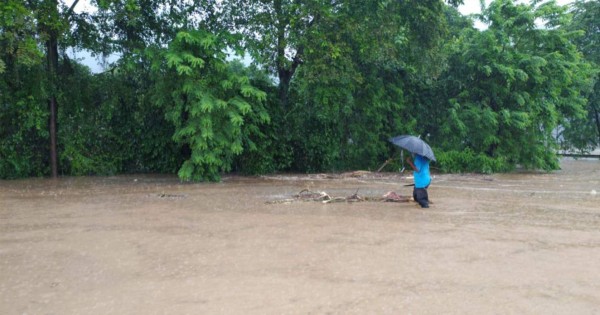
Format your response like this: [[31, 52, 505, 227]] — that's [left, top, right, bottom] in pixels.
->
[[436, 149, 512, 174]]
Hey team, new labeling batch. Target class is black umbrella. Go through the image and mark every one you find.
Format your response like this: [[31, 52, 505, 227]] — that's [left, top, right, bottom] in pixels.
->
[[389, 135, 436, 162]]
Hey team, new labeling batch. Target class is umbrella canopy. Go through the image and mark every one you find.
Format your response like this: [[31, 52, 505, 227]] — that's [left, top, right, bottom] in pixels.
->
[[389, 135, 436, 162]]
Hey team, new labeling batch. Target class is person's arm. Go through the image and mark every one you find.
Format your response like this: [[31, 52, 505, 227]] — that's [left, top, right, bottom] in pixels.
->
[[406, 156, 419, 172]]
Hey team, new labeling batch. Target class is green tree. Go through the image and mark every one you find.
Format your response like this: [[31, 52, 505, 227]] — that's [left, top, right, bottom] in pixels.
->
[[150, 30, 269, 181], [0, 0, 104, 178], [0, 0, 188, 178], [437, 0, 594, 171], [86, 0, 231, 177], [561, 0, 600, 151], [220, 0, 462, 172], [221, 0, 461, 108], [1, 1, 48, 178]]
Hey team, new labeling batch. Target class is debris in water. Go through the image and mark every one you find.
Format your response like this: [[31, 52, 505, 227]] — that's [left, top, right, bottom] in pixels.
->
[[148, 193, 187, 199], [266, 189, 411, 204]]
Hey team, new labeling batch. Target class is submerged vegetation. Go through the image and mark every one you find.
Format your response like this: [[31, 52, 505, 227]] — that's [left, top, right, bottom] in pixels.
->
[[1, 0, 598, 180]]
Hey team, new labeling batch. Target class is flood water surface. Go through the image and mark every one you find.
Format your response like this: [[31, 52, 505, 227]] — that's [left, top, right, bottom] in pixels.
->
[[1, 159, 599, 314]]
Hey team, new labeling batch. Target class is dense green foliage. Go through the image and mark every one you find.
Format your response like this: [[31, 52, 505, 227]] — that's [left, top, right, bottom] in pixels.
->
[[1, 0, 597, 181], [1, 0, 46, 178], [150, 30, 268, 181], [433, 0, 594, 171], [436, 149, 511, 174], [560, 0, 600, 152]]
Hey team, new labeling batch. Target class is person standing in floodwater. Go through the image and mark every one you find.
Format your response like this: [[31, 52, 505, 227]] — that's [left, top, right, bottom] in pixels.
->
[[406, 154, 431, 208]]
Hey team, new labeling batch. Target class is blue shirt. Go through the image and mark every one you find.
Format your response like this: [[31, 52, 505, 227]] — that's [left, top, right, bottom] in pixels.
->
[[414, 155, 431, 188]]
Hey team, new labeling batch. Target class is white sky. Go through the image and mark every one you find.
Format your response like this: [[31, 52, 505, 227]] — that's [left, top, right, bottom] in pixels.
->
[[459, 0, 574, 15], [69, 0, 576, 72], [458, 0, 574, 29]]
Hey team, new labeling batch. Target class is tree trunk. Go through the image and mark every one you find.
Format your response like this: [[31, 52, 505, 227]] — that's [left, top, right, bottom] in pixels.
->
[[278, 69, 291, 108], [46, 3, 60, 178], [274, 0, 288, 108], [273, 0, 305, 108], [593, 104, 600, 147], [48, 94, 58, 178]]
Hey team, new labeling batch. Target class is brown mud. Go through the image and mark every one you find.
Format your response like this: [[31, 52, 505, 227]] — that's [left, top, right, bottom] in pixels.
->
[[1, 159, 599, 314]]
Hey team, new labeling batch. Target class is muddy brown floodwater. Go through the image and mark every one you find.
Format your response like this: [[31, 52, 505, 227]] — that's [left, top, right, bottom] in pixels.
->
[[1, 159, 599, 314]]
